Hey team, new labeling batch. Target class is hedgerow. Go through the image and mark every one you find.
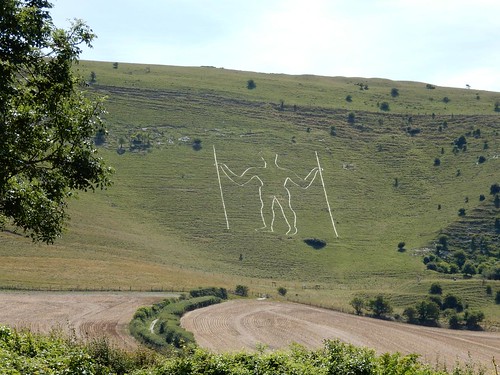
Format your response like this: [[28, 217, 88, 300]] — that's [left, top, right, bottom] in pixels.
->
[[0, 326, 489, 374]]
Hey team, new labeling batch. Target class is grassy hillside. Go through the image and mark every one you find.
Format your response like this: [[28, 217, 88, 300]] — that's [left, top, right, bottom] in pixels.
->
[[1, 61, 499, 325]]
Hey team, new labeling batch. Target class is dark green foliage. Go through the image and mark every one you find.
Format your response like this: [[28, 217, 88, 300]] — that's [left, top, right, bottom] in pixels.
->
[[330, 126, 337, 136], [0, 325, 488, 374], [368, 295, 393, 318], [347, 112, 356, 124], [416, 300, 440, 325], [477, 155, 486, 164], [442, 294, 463, 312], [454, 135, 467, 150], [0, 0, 112, 243], [486, 285, 492, 295], [350, 297, 365, 315], [429, 283, 442, 295], [495, 101, 500, 112], [403, 306, 418, 324], [380, 101, 390, 111], [489, 183, 500, 195], [192, 138, 202, 151], [464, 310, 485, 330], [247, 79, 256, 89], [462, 261, 476, 276], [443, 97, 450, 103], [458, 208, 466, 216], [397, 242, 406, 252], [390, 88, 399, 97], [277, 286, 287, 296], [235, 284, 249, 297], [448, 312, 462, 329], [434, 158, 441, 166], [496, 291, 500, 304], [345, 94, 352, 102], [189, 287, 228, 299], [130, 296, 221, 349]]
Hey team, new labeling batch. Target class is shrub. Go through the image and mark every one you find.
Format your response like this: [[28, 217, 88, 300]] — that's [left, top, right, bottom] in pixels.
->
[[277, 287, 287, 296], [235, 284, 249, 297], [192, 138, 202, 151], [434, 158, 441, 166], [347, 112, 355, 124], [350, 297, 365, 315], [429, 283, 442, 295], [464, 309, 485, 330], [189, 287, 228, 299], [462, 261, 477, 276], [477, 155, 486, 164], [417, 300, 440, 325], [345, 94, 352, 102], [458, 208, 466, 216], [448, 312, 462, 329], [443, 294, 463, 312], [397, 242, 406, 252], [496, 291, 500, 304], [380, 102, 390, 111], [390, 88, 399, 97], [403, 306, 418, 324], [247, 79, 256, 89], [368, 295, 393, 318], [442, 97, 450, 103], [490, 183, 500, 195]]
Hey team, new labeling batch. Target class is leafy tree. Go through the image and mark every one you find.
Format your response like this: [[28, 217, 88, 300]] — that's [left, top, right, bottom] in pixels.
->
[[464, 309, 484, 330], [368, 295, 393, 318], [453, 250, 467, 268], [416, 300, 440, 325], [246, 79, 256, 89], [429, 283, 442, 295], [350, 297, 365, 315], [235, 284, 248, 297], [448, 312, 462, 329], [402, 306, 418, 324], [397, 242, 406, 252], [442, 294, 463, 312], [0, 0, 112, 243], [462, 261, 476, 276]]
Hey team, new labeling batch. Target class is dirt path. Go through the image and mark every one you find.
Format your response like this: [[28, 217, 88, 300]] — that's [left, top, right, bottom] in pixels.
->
[[181, 299, 500, 371], [0, 291, 174, 350]]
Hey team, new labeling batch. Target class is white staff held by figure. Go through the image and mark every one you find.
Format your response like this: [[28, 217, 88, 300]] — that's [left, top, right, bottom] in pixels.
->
[[213, 146, 339, 237]]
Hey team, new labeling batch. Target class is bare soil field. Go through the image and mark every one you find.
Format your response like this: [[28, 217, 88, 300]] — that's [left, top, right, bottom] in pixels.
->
[[181, 299, 500, 371], [0, 291, 173, 350]]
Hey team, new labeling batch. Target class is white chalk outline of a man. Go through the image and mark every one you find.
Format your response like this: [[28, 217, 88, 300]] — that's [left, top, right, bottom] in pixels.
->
[[217, 152, 320, 235]]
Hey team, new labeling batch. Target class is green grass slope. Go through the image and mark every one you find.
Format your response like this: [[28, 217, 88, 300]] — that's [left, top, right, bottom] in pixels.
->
[[1, 61, 499, 325]]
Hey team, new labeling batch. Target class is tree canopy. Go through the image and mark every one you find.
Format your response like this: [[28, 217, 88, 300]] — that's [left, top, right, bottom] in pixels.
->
[[0, 0, 112, 243]]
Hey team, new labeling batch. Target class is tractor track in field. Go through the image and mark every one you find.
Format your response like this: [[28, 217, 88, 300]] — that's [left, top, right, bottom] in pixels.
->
[[0, 291, 174, 350], [181, 299, 500, 371]]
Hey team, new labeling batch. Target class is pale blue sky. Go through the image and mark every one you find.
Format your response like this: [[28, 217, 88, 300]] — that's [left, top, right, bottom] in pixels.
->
[[51, 0, 500, 92]]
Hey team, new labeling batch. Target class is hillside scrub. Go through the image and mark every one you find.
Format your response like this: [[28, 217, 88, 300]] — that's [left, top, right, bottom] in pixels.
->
[[0, 325, 490, 374]]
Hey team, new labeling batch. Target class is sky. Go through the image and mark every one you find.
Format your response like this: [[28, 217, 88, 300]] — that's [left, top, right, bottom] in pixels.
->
[[50, 0, 500, 92]]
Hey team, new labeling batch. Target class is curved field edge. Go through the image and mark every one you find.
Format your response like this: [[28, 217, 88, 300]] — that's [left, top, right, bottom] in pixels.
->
[[129, 288, 228, 350], [180, 299, 500, 372]]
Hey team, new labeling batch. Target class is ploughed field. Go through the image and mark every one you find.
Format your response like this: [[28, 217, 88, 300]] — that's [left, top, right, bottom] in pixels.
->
[[0, 291, 172, 350], [181, 300, 500, 370], [1, 292, 498, 371]]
